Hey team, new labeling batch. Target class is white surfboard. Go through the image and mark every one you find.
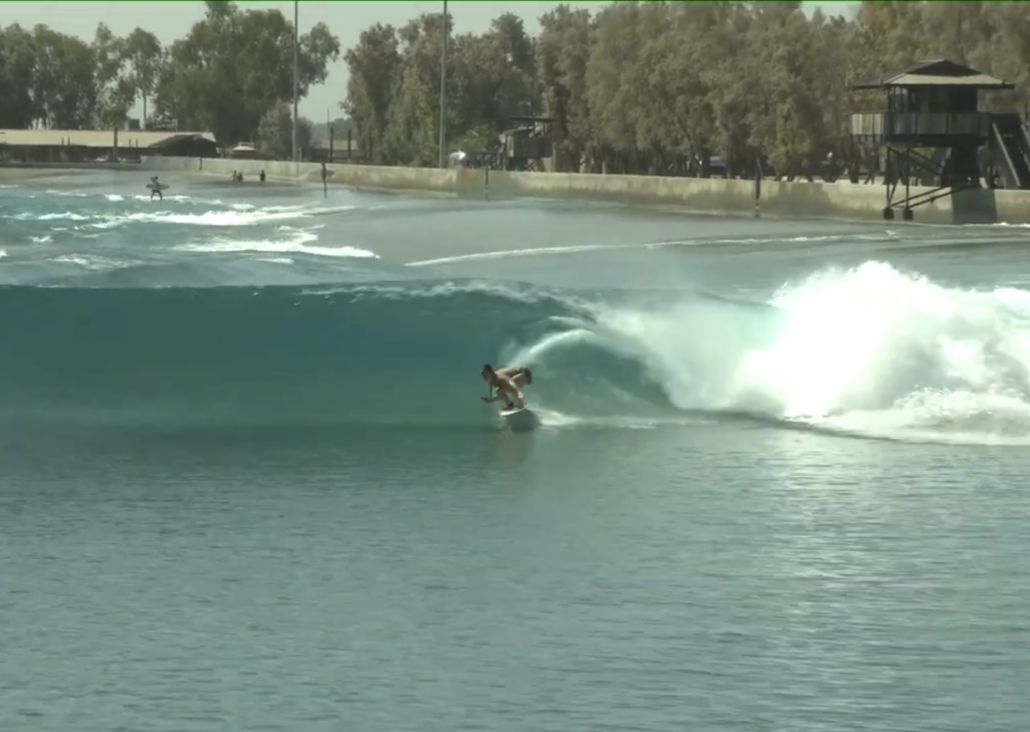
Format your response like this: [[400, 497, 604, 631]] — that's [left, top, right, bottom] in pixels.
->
[[499, 406, 539, 430]]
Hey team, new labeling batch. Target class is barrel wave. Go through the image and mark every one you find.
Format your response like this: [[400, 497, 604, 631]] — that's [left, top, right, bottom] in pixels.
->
[[5, 259, 1030, 443], [0, 280, 675, 430]]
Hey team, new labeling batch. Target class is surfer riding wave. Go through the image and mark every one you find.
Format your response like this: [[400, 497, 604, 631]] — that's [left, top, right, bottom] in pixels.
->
[[481, 364, 533, 411]]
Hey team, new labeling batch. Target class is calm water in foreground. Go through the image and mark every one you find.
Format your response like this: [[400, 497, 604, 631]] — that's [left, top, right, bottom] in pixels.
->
[[1, 171, 1029, 731]]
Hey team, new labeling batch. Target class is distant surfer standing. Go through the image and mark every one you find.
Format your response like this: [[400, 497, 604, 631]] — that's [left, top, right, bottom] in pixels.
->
[[480, 364, 533, 410], [148, 175, 163, 201]]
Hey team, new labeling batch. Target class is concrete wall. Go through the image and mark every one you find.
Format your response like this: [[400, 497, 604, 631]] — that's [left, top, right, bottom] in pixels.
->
[[139, 155, 1030, 225], [992, 189, 1030, 225]]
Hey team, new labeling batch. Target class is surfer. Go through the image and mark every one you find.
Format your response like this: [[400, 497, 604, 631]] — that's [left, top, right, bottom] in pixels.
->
[[148, 175, 163, 201], [480, 364, 533, 410]]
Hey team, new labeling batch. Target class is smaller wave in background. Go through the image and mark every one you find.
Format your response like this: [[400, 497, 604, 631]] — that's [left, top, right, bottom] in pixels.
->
[[174, 225, 377, 260], [8, 203, 341, 229], [0, 234, 388, 289], [405, 231, 907, 267], [0, 183, 386, 286]]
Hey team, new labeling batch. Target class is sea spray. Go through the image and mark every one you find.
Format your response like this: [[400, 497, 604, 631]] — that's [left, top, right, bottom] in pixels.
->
[[575, 260, 1030, 441]]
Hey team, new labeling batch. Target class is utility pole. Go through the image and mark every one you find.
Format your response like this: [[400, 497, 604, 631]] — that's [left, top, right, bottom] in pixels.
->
[[438, 0, 448, 169], [292, 0, 300, 163]]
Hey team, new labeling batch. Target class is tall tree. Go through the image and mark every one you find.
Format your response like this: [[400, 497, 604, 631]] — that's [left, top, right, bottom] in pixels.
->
[[92, 23, 135, 130], [380, 13, 449, 166], [31, 24, 99, 129], [122, 28, 163, 127], [536, 5, 593, 171], [341, 23, 401, 163], [155, 0, 339, 143], [257, 100, 313, 159], [0, 24, 38, 128]]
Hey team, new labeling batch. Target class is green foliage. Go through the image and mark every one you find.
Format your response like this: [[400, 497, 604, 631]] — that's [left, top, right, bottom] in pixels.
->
[[342, 23, 401, 163], [5, 0, 1030, 173], [343, 8, 539, 165], [341, 0, 1030, 175], [93, 23, 135, 130], [0, 23, 37, 128], [155, 1, 339, 143], [0, 1, 339, 146], [30, 24, 100, 129], [256, 100, 313, 159], [122, 28, 163, 126]]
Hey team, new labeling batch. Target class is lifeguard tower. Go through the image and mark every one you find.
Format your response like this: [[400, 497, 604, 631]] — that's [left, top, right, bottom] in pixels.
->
[[849, 59, 1028, 220], [501, 116, 555, 172]]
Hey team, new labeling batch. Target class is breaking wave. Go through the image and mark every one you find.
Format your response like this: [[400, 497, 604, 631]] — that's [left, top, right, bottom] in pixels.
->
[[2, 261, 1030, 443]]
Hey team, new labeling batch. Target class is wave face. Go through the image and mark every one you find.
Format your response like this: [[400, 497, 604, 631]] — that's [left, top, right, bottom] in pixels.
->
[[0, 280, 629, 429], [4, 261, 1030, 443]]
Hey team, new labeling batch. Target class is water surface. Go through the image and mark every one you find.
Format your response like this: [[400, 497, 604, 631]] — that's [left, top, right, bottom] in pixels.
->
[[1, 171, 1029, 731]]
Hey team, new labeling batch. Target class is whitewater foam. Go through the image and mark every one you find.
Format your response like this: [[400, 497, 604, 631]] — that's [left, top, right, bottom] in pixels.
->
[[174, 228, 378, 259], [497, 261, 1030, 444], [521, 406, 696, 431], [13, 204, 335, 229], [111, 207, 317, 227]]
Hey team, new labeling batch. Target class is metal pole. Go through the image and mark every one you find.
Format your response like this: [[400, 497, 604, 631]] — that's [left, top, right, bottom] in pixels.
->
[[292, 0, 299, 162], [438, 0, 448, 168]]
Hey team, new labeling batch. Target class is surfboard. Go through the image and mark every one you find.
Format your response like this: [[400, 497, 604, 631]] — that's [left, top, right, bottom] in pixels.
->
[[145, 182, 169, 191], [500, 406, 539, 430]]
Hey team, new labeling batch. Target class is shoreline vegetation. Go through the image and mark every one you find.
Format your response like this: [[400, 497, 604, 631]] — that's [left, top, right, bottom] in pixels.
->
[[2, 2, 1030, 178]]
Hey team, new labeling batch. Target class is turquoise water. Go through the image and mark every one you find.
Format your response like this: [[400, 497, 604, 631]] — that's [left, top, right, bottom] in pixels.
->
[[2, 171, 1030, 731]]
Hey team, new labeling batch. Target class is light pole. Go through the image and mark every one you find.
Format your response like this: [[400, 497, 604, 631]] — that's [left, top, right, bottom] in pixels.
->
[[292, 0, 299, 163], [438, 0, 448, 169]]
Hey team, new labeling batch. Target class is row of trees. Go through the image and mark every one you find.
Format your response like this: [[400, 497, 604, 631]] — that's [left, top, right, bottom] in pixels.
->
[[5, 1, 1030, 175], [344, 1, 1030, 177], [0, 1, 338, 155]]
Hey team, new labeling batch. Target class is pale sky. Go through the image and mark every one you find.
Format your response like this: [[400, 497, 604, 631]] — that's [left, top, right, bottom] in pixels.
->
[[0, 1, 851, 123]]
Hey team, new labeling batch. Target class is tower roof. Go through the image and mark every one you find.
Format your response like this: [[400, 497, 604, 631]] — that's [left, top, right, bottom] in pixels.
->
[[850, 59, 1013, 91]]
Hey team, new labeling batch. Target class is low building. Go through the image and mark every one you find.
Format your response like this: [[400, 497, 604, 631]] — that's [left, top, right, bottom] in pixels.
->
[[0, 128, 218, 164]]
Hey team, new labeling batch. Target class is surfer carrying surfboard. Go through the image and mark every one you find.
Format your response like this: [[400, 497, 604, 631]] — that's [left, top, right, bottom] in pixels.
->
[[148, 176, 163, 201], [480, 364, 533, 410]]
